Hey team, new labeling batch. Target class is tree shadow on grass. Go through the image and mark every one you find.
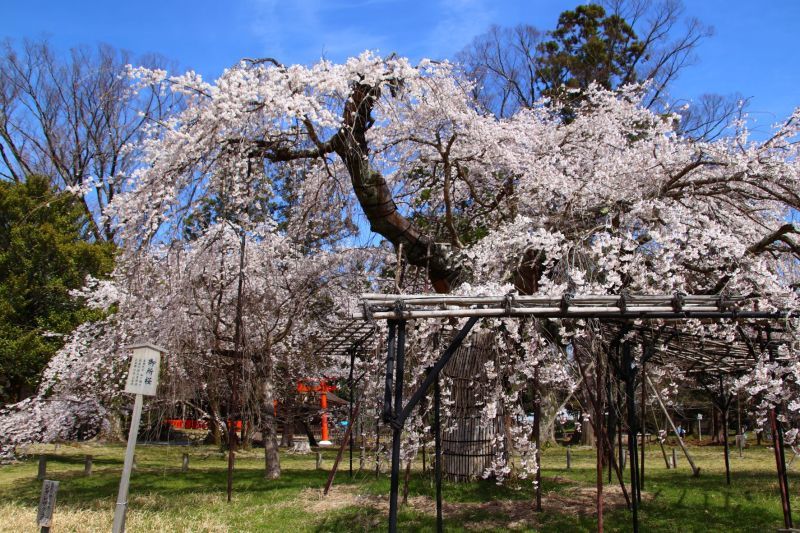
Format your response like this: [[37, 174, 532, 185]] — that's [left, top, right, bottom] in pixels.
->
[[0, 466, 331, 511]]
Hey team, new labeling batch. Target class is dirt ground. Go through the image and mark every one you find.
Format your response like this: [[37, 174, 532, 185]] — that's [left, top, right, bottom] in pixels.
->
[[303, 475, 642, 530]]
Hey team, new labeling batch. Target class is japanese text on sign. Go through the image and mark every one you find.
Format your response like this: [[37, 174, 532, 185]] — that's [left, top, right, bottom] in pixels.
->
[[124, 349, 161, 396]]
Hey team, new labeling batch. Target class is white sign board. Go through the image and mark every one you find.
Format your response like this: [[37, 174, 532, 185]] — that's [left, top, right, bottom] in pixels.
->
[[124, 344, 162, 396], [37, 479, 59, 527]]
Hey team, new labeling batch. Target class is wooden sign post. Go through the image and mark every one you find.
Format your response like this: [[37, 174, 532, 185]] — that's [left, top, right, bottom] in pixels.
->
[[697, 413, 703, 442], [37, 479, 59, 532], [112, 343, 164, 533]]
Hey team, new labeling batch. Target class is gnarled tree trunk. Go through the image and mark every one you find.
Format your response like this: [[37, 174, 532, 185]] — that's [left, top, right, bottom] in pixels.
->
[[261, 345, 281, 479]]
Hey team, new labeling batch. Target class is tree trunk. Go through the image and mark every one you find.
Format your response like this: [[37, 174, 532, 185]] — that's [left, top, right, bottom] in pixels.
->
[[581, 410, 596, 448], [331, 82, 462, 292], [441, 331, 503, 482], [279, 402, 294, 447], [261, 347, 281, 479], [301, 419, 318, 447], [539, 390, 560, 445], [208, 400, 223, 448], [712, 406, 720, 444], [241, 418, 254, 450], [99, 409, 126, 442]]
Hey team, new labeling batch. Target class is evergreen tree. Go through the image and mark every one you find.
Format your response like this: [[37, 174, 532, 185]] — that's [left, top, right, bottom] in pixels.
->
[[0, 176, 114, 403]]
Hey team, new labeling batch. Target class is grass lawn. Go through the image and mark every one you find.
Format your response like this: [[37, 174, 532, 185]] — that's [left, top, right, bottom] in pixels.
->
[[0, 440, 795, 532]]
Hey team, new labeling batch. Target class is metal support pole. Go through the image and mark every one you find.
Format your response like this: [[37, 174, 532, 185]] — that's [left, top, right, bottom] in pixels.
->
[[575, 352, 631, 510], [722, 407, 731, 485], [719, 375, 731, 486], [388, 321, 406, 533], [382, 317, 477, 533], [607, 374, 615, 484], [618, 409, 624, 472], [324, 403, 360, 496], [626, 383, 640, 531], [646, 375, 700, 476], [383, 321, 397, 422], [349, 349, 355, 479], [640, 363, 646, 491], [659, 439, 670, 469], [434, 373, 443, 533], [596, 351, 605, 533], [766, 326, 792, 530], [112, 393, 143, 533], [375, 416, 381, 478], [396, 317, 479, 425], [770, 408, 793, 529], [533, 364, 542, 513], [623, 343, 640, 533]]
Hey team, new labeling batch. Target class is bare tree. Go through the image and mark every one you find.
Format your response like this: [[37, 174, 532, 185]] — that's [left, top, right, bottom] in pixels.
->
[[0, 39, 175, 241], [458, 0, 723, 130], [457, 24, 542, 117]]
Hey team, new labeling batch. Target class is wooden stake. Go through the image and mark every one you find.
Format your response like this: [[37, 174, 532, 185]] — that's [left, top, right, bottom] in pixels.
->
[[37, 455, 47, 481], [402, 460, 412, 505]]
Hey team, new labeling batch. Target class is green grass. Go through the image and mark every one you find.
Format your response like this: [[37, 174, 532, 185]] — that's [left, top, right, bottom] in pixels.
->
[[0, 440, 795, 532]]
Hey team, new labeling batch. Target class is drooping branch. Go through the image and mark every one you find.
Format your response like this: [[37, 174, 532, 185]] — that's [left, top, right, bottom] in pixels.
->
[[706, 223, 799, 294]]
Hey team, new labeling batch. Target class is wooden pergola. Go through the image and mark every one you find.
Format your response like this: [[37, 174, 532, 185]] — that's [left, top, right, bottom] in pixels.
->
[[310, 319, 379, 489], [350, 292, 796, 533]]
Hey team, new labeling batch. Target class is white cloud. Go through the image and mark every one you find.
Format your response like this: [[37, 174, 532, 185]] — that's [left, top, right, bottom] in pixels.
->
[[246, 0, 392, 63], [425, 0, 496, 59]]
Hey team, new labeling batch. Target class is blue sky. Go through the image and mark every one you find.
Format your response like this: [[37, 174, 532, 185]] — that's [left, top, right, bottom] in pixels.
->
[[4, 0, 799, 135]]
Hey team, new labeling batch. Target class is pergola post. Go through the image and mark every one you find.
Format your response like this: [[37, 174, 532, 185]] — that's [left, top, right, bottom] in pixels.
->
[[770, 408, 792, 529], [767, 327, 793, 529], [533, 364, 542, 513], [595, 347, 605, 532], [575, 344, 631, 514], [388, 320, 406, 533], [640, 362, 646, 491], [348, 292, 795, 533], [621, 341, 640, 533], [349, 348, 356, 479], [718, 374, 731, 486], [385, 316, 479, 532], [434, 372, 443, 533]]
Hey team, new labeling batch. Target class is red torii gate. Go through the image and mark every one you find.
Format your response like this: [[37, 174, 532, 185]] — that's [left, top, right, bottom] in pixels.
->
[[297, 378, 338, 445]]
